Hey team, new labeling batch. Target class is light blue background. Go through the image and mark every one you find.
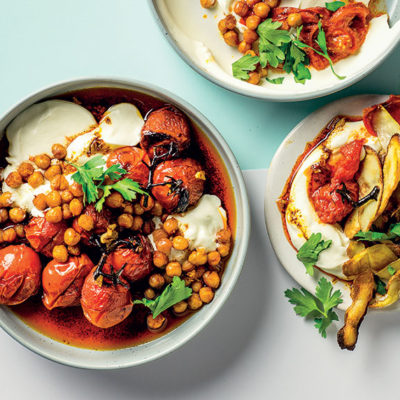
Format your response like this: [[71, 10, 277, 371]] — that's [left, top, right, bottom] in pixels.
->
[[1, 0, 399, 170]]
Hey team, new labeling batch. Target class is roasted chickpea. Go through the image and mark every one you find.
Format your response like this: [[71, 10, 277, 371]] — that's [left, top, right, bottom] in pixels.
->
[[140, 195, 154, 212], [153, 251, 168, 268], [254, 2, 270, 18], [132, 216, 143, 231], [33, 154, 51, 170], [118, 213, 133, 229], [122, 203, 133, 214], [223, 30, 239, 47], [151, 201, 163, 216], [199, 287, 214, 303], [238, 40, 252, 53], [217, 229, 231, 243], [196, 266, 206, 279], [69, 198, 83, 216], [172, 236, 189, 251], [191, 281, 202, 293], [33, 193, 47, 211], [164, 273, 173, 284], [53, 244, 68, 263], [67, 245, 80, 256], [44, 164, 61, 181], [218, 19, 228, 34], [0, 208, 8, 223], [225, 14, 237, 30], [143, 220, 155, 235], [0, 192, 13, 207], [163, 218, 177, 236], [246, 15, 261, 30], [78, 214, 94, 231], [149, 273, 165, 289], [233, 1, 249, 17], [27, 171, 44, 188], [156, 238, 172, 255], [287, 12, 303, 27], [64, 228, 81, 246], [246, 0, 259, 6], [182, 260, 195, 272], [248, 71, 261, 85], [3, 227, 17, 242], [51, 143, 67, 160], [14, 224, 25, 238], [105, 191, 124, 208], [60, 190, 74, 203], [62, 203, 73, 220], [188, 293, 203, 310], [45, 207, 63, 223], [208, 251, 221, 266], [46, 190, 62, 207], [188, 249, 208, 266], [166, 262, 182, 277], [203, 271, 220, 289], [50, 174, 69, 191], [5, 171, 22, 188], [9, 207, 26, 223], [17, 162, 34, 180], [265, 0, 278, 8], [153, 228, 168, 243], [133, 202, 145, 215], [173, 301, 188, 314], [186, 269, 197, 282], [200, 0, 216, 8], [144, 288, 156, 300], [70, 182, 84, 197], [218, 243, 230, 257], [245, 49, 257, 57], [243, 29, 259, 44], [147, 314, 167, 332]]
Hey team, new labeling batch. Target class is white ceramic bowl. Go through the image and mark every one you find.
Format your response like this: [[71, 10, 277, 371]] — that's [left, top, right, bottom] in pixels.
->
[[150, 0, 400, 101], [264, 94, 398, 311], [0, 78, 250, 369]]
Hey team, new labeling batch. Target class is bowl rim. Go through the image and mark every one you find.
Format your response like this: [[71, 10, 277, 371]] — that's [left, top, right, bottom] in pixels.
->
[[149, 0, 400, 102], [0, 76, 251, 369]]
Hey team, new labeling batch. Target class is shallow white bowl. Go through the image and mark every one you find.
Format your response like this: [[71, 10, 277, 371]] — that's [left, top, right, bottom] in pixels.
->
[[150, 1, 400, 101], [0, 78, 250, 369], [264, 94, 398, 310]]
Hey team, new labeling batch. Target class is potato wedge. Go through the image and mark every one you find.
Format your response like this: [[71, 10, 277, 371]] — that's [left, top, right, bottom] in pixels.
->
[[344, 146, 383, 238], [347, 241, 365, 259], [370, 269, 400, 309], [337, 270, 375, 351], [376, 258, 400, 280], [377, 134, 400, 217], [342, 244, 397, 279]]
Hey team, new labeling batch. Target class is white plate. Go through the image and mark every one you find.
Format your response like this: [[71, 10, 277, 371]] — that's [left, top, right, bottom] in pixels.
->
[[264, 94, 400, 311], [150, 1, 400, 101]]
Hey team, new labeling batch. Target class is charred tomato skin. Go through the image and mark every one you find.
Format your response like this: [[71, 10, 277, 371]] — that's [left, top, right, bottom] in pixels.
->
[[141, 106, 191, 158], [42, 254, 94, 310], [107, 235, 153, 282], [81, 266, 133, 329], [106, 146, 150, 187], [0, 244, 42, 305], [152, 158, 205, 213]]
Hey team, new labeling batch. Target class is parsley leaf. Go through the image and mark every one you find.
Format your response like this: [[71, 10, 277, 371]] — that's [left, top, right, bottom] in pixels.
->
[[134, 277, 192, 318], [232, 54, 260, 80], [388, 265, 396, 276], [374, 276, 387, 295], [325, 1, 345, 12], [266, 77, 285, 84], [284, 39, 311, 84], [297, 233, 332, 276], [354, 223, 400, 241], [285, 277, 343, 338]]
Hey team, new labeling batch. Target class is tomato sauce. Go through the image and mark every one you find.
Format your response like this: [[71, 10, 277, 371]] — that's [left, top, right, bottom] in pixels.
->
[[8, 87, 236, 350]]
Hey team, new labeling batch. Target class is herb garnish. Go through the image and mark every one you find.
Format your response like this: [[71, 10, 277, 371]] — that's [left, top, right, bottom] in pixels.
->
[[134, 276, 192, 318], [266, 77, 285, 84], [354, 223, 400, 242], [374, 276, 387, 295], [232, 54, 260, 80], [297, 233, 332, 276], [70, 155, 147, 210], [325, 1, 345, 12], [388, 265, 396, 276], [285, 277, 343, 338]]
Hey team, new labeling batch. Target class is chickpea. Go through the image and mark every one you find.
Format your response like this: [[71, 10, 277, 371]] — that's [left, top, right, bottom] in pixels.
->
[[248, 71, 261, 85], [3, 227, 17, 242], [172, 235, 189, 251], [51, 143, 67, 160], [64, 228, 80, 246], [208, 251, 221, 266], [164, 273, 173, 284], [246, 0, 259, 6], [60, 190, 74, 204], [192, 281, 202, 293], [188, 249, 208, 266], [217, 229, 231, 243], [203, 271, 221, 289], [62, 163, 76, 175], [238, 40, 251, 53], [44, 164, 61, 181], [133, 202, 145, 215], [5, 171, 22, 188], [132, 216, 143, 231], [287, 12, 303, 27], [9, 207, 26, 223], [0, 192, 12, 207], [218, 19, 228, 34], [182, 260, 195, 272], [33, 154, 50, 170], [27, 171, 44, 188], [151, 201, 163, 216], [69, 198, 83, 216], [50, 175, 69, 191], [68, 245, 80, 256], [233, 1, 249, 17], [225, 14, 237, 30], [223, 30, 239, 47], [153, 251, 168, 268], [62, 203, 73, 220], [17, 162, 34, 180], [144, 288, 156, 300], [105, 191, 124, 208], [265, 0, 278, 8], [70, 182, 84, 197], [200, 0, 216, 8], [143, 220, 154, 235], [199, 287, 214, 303], [46, 190, 62, 207], [245, 49, 257, 57], [163, 217, 178, 235], [260, 66, 268, 77], [188, 293, 203, 310], [153, 228, 168, 243], [147, 314, 166, 332], [32, 193, 47, 211], [117, 213, 133, 229], [53, 245, 68, 263], [156, 238, 172, 255], [218, 243, 230, 257], [78, 214, 94, 231], [45, 207, 63, 223], [196, 266, 206, 279], [186, 269, 197, 282], [173, 301, 188, 314], [246, 15, 261, 30], [0, 208, 8, 223], [243, 29, 259, 44], [149, 273, 165, 289], [254, 2, 270, 18], [14, 224, 25, 238], [166, 262, 182, 277], [140, 195, 154, 212]]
